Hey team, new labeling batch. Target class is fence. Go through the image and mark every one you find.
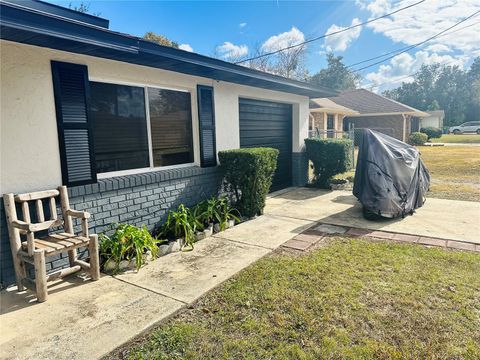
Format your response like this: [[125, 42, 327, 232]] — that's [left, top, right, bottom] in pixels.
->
[[308, 127, 356, 169]]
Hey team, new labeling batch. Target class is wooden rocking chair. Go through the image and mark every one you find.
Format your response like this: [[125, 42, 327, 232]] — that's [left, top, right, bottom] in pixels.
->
[[3, 186, 100, 302]]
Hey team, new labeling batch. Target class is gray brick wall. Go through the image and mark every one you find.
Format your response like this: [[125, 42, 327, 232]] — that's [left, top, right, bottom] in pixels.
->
[[0, 166, 222, 288], [292, 152, 308, 187]]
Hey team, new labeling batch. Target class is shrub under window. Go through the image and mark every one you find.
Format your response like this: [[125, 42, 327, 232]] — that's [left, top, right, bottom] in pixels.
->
[[305, 138, 352, 188], [420, 127, 442, 140], [408, 132, 428, 146], [219, 148, 279, 218]]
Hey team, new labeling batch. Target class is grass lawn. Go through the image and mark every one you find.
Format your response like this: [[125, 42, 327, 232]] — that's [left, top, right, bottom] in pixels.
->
[[108, 238, 480, 360], [431, 134, 480, 144], [418, 146, 480, 202]]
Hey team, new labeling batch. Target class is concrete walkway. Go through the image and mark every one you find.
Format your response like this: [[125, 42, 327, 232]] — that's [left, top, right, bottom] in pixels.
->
[[265, 188, 480, 244], [1, 188, 478, 359], [0, 210, 309, 359]]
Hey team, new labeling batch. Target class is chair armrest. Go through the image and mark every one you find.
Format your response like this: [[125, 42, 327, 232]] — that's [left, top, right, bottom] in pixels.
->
[[67, 209, 91, 219], [11, 219, 34, 232], [11, 219, 63, 232]]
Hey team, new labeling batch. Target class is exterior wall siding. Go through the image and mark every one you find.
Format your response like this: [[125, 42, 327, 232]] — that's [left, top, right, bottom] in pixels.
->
[[0, 166, 221, 288], [344, 115, 406, 141], [311, 112, 325, 131], [0, 40, 311, 287], [1, 40, 310, 195]]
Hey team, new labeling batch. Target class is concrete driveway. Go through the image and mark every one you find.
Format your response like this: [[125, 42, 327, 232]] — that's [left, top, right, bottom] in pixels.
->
[[1, 187, 478, 360], [265, 188, 480, 244]]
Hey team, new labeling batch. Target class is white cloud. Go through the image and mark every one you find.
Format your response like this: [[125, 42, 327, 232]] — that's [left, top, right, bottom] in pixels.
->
[[216, 41, 249, 59], [324, 18, 362, 52], [424, 44, 452, 53], [239, 22, 247, 28], [261, 27, 305, 52], [179, 43, 193, 52], [364, 50, 466, 92], [361, 0, 480, 55], [353, 0, 480, 92]]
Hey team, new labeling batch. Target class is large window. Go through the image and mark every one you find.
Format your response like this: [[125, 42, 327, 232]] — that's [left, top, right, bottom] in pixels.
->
[[90, 82, 194, 174], [148, 88, 193, 167]]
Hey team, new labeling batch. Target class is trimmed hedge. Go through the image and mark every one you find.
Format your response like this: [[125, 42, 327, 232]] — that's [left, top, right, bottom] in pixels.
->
[[218, 147, 279, 218], [408, 132, 428, 145], [305, 138, 352, 188], [420, 127, 442, 140]]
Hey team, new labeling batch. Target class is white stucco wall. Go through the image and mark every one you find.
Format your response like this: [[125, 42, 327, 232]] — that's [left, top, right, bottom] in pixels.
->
[[1, 40, 309, 194]]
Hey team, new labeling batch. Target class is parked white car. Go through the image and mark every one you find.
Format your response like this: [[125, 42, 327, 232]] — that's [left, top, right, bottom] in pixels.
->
[[449, 121, 480, 134]]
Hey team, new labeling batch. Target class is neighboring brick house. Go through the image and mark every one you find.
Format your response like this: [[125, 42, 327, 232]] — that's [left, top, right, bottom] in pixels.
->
[[310, 89, 428, 142], [309, 98, 358, 138], [0, 0, 334, 287]]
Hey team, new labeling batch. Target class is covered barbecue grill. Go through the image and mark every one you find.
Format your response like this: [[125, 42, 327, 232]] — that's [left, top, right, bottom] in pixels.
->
[[353, 129, 430, 219]]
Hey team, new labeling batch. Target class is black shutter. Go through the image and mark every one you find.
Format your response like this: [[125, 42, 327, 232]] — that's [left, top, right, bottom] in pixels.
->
[[51, 61, 96, 186], [197, 85, 217, 167]]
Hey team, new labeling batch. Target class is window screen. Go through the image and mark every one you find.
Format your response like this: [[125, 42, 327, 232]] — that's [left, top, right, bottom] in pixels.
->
[[90, 82, 149, 173], [147, 88, 194, 167]]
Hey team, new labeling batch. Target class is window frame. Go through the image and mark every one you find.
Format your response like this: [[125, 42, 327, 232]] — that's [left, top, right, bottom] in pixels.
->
[[89, 78, 197, 179]]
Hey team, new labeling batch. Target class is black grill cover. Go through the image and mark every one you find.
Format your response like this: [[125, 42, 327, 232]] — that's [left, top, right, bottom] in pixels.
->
[[353, 129, 430, 218]]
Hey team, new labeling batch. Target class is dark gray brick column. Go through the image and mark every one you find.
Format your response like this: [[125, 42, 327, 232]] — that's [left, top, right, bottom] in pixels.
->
[[292, 152, 308, 187]]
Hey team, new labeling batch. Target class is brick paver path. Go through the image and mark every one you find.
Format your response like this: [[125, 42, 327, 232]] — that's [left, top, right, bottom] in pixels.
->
[[282, 223, 480, 253]]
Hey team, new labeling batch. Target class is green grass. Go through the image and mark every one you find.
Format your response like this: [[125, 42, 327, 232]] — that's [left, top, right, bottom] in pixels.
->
[[419, 146, 480, 201], [431, 134, 480, 144], [109, 239, 480, 360]]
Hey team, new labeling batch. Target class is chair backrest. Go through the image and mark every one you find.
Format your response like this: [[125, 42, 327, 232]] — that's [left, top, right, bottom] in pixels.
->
[[3, 187, 74, 255], [14, 189, 61, 226]]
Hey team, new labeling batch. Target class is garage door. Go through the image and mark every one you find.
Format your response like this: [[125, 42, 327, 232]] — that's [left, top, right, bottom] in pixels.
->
[[239, 98, 292, 192]]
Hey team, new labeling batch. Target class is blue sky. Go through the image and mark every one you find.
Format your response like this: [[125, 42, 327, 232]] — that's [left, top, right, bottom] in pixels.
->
[[50, 1, 480, 92]]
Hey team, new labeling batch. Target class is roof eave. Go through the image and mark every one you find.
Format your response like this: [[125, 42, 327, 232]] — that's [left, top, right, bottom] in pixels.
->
[[347, 111, 429, 117], [0, 1, 335, 98], [310, 108, 359, 115]]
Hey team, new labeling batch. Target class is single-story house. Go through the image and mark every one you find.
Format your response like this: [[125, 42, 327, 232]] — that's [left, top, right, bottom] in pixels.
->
[[309, 98, 359, 137], [0, 0, 334, 287], [310, 89, 428, 141], [418, 110, 445, 130]]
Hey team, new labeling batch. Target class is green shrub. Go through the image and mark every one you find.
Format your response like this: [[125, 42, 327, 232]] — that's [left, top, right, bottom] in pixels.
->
[[420, 127, 442, 140], [218, 147, 279, 218], [304, 138, 352, 188], [99, 223, 161, 273], [409, 132, 428, 145]]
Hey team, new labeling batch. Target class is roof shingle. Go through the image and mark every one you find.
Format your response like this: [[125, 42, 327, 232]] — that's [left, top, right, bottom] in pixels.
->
[[327, 89, 427, 116]]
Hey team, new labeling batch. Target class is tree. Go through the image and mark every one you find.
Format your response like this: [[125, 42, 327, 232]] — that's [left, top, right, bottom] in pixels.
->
[[69, 2, 100, 16], [465, 57, 480, 121], [308, 53, 361, 92], [217, 41, 309, 81], [427, 100, 440, 111], [383, 59, 480, 127], [143, 32, 179, 48], [242, 45, 308, 81]]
